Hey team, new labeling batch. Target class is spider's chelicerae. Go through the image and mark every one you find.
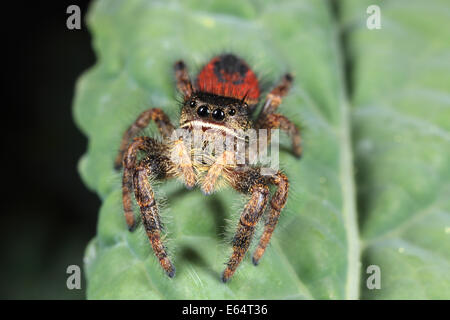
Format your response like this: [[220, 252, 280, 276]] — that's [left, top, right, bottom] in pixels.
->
[[115, 53, 302, 282]]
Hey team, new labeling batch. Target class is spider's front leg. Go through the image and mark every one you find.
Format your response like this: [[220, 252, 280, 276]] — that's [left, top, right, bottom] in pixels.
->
[[122, 136, 155, 231], [115, 59, 192, 170], [223, 169, 289, 282], [115, 108, 175, 170], [222, 169, 270, 282], [252, 171, 289, 265], [122, 136, 176, 277], [256, 73, 302, 158]]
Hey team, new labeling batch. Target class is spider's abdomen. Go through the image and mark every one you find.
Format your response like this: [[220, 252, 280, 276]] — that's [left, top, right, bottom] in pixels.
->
[[196, 54, 260, 105]]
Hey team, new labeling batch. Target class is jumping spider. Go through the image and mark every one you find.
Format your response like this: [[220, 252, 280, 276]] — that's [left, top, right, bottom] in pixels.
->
[[115, 53, 302, 282]]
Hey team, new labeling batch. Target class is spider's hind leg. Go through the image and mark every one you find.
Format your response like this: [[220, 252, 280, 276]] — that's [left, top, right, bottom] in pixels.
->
[[174, 60, 193, 98]]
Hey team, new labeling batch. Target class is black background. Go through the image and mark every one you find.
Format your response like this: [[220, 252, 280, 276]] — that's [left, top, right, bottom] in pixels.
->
[[0, 1, 98, 299]]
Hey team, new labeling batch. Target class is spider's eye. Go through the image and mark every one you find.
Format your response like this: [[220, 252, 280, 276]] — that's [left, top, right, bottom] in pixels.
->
[[212, 108, 225, 121], [197, 105, 209, 117], [228, 108, 236, 116], [189, 100, 196, 108]]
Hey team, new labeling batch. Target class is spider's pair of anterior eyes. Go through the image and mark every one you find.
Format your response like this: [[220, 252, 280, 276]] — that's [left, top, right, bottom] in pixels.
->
[[189, 100, 236, 121]]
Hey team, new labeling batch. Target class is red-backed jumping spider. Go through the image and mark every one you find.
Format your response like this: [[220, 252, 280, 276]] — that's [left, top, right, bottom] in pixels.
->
[[115, 54, 302, 282]]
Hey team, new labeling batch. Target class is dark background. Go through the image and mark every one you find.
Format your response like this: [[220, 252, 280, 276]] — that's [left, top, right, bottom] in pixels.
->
[[1, 1, 98, 299]]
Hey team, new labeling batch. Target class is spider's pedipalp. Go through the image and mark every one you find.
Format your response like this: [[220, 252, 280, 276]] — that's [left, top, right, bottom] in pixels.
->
[[171, 138, 196, 189], [201, 150, 235, 195]]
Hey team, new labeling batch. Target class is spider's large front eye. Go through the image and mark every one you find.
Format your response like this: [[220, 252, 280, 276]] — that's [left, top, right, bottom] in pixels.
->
[[212, 108, 225, 121], [197, 105, 209, 117]]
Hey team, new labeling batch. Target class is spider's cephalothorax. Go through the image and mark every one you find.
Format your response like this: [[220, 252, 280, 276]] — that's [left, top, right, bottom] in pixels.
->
[[115, 53, 302, 282]]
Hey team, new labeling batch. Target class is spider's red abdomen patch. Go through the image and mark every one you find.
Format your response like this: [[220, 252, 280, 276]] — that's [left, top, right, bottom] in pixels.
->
[[196, 54, 260, 105]]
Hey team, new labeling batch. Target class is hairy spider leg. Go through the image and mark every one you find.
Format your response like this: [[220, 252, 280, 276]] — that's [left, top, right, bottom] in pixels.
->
[[258, 113, 302, 158], [115, 108, 174, 170], [122, 136, 178, 277], [252, 172, 289, 265], [133, 160, 176, 278], [174, 60, 193, 98], [222, 183, 269, 282], [256, 73, 302, 158]]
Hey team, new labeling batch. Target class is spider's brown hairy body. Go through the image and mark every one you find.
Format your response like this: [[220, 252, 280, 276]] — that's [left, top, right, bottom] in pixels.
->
[[116, 53, 302, 282]]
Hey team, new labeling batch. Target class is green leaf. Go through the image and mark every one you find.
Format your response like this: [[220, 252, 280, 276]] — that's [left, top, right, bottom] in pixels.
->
[[342, 0, 450, 299], [74, 0, 450, 299]]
